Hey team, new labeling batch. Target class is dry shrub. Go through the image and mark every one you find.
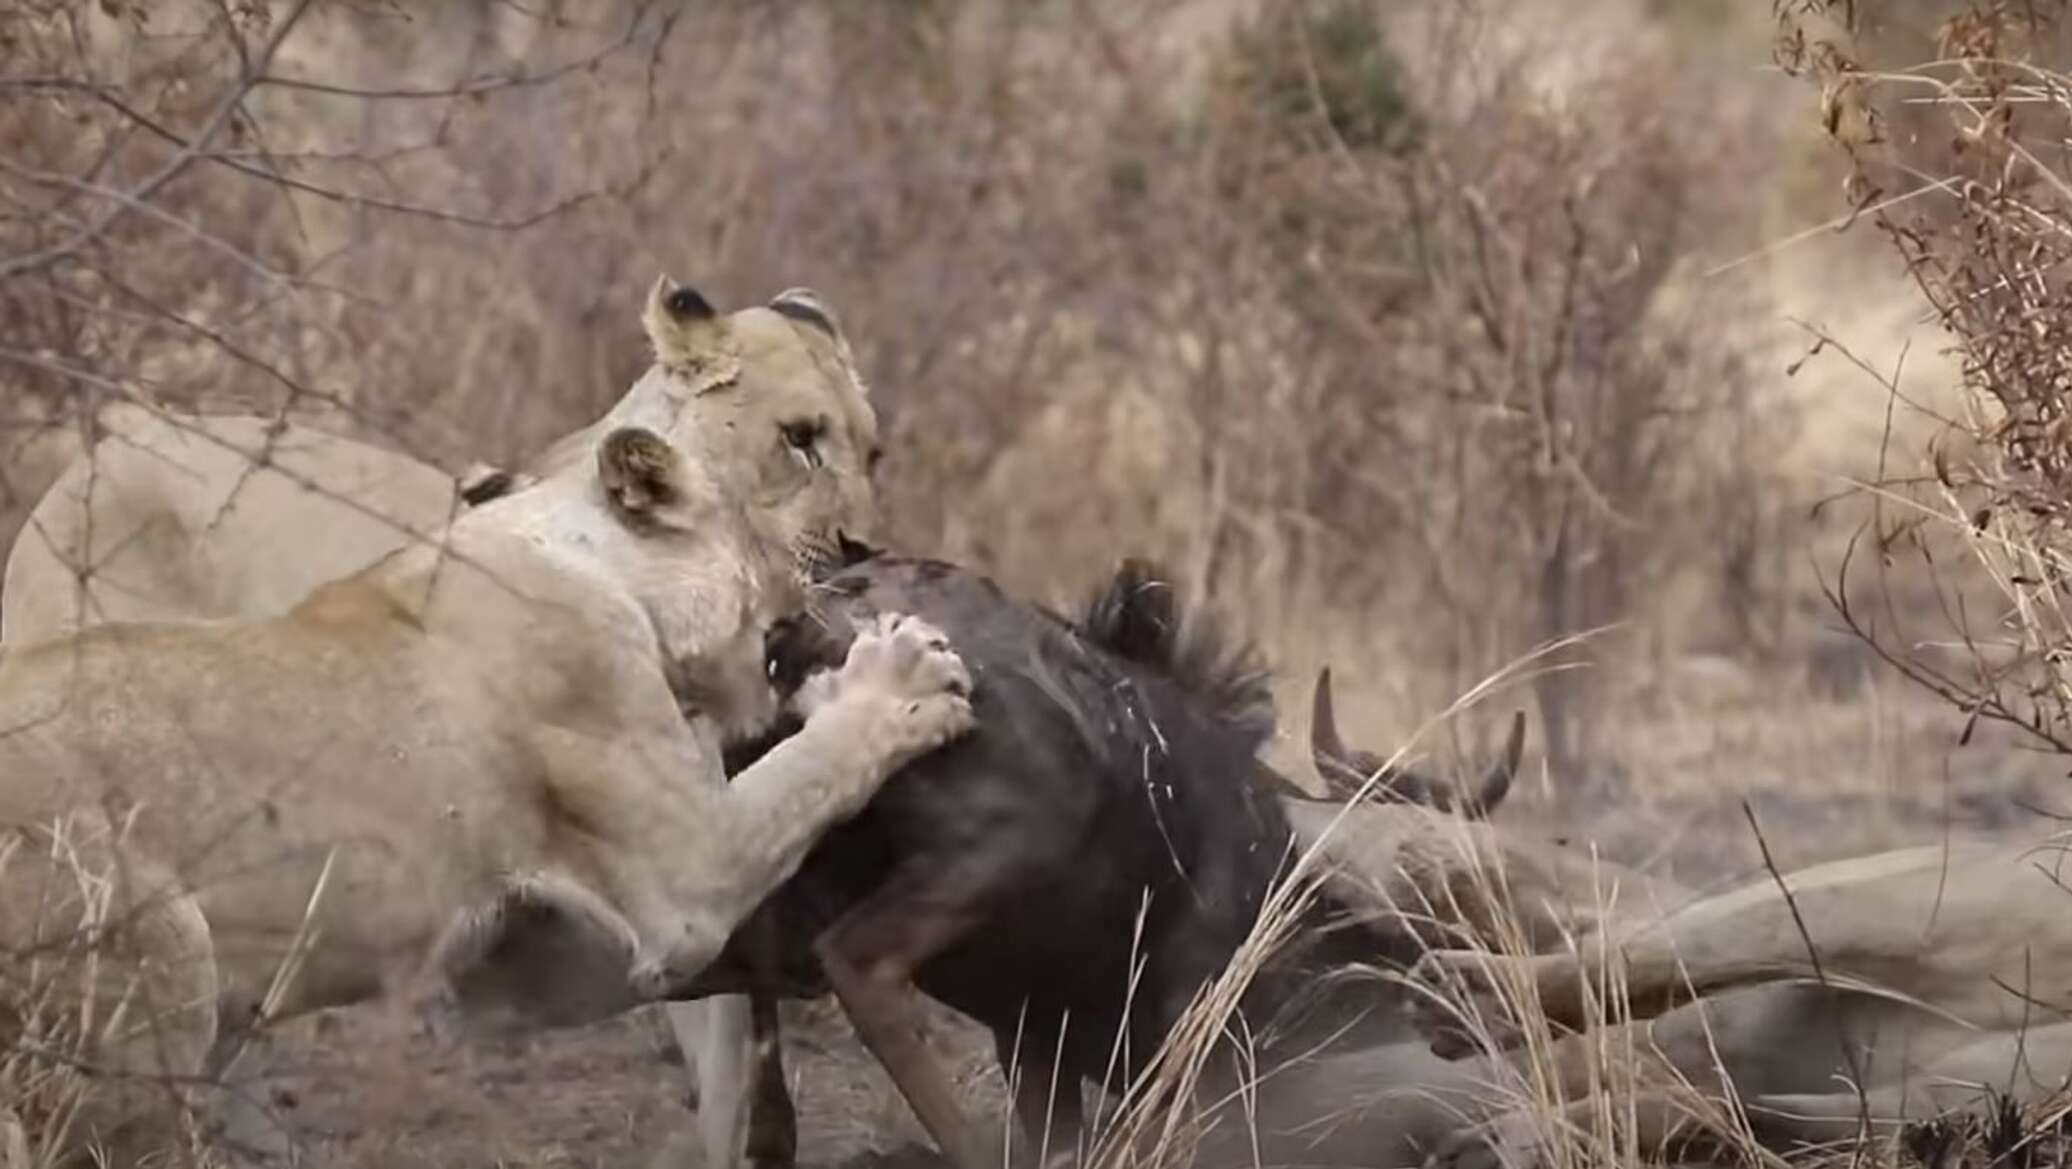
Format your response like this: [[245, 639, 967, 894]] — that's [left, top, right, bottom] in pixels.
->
[[1297, 15, 1791, 776], [1775, 0, 2072, 754]]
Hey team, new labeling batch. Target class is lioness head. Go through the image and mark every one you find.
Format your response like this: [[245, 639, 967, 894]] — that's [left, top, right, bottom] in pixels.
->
[[495, 279, 880, 737], [532, 277, 880, 575]]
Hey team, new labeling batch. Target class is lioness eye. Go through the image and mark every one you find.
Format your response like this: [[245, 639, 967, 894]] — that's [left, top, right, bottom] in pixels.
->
[[781, 419, 825, 470], [781, 420, 822, 450]]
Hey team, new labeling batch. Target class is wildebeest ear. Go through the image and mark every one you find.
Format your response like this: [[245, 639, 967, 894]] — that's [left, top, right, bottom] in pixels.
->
[[642, 274, 727, 371], [597, 426, 684, 516]]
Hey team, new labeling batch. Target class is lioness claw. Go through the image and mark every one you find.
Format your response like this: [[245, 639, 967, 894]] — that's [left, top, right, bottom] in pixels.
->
[[795, 613, 976, 753]]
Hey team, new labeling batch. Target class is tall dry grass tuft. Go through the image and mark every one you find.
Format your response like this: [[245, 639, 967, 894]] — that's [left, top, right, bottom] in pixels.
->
[[0, 813, 218, 1168]]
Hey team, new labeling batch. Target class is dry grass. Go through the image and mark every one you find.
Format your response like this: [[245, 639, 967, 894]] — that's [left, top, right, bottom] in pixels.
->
[[0, 812, 217, 1169]]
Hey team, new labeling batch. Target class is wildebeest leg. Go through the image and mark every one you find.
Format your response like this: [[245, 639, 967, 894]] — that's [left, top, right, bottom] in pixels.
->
[[816, 856, 1014, 1169], [746, 992, 799, 1169], [993, 1030, 1082, 1169], [660, 858, 810, 1168]]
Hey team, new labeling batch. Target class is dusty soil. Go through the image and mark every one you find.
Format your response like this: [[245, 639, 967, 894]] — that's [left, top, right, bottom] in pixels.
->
[[241, 993, 1002, 1169]]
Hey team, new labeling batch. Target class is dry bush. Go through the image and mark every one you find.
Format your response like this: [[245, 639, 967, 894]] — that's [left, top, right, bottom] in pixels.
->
[[1775, 0, 2072, 755], [1284, 13, 1792, 777]]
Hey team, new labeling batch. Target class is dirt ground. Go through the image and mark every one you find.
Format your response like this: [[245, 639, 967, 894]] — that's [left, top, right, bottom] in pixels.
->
[[258, 992, 999, 1169]]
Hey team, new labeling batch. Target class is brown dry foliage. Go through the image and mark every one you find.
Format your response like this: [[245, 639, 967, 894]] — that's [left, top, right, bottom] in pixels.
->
[[1776, 0, 2072, 754]]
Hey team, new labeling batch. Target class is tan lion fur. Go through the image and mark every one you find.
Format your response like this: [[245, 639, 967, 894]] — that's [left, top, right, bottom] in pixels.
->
[[1420, 837, 2072, 1166], [0, 279, 971, 1166], [1, 403, 476, 643]]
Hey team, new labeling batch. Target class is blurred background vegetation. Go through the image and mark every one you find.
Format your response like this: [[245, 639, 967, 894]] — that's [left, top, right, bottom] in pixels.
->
[[4, 0, 2057, 876]]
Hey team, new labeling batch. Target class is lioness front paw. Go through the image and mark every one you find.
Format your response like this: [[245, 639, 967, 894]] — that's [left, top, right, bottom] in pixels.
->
[[797, 612, 975, 762]]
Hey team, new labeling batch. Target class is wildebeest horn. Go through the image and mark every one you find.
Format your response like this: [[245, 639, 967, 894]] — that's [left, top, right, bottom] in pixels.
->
[[1460, 711, 1526, 820], [1310, 667, 1353, 784], [1309, 666, 1443, 803]]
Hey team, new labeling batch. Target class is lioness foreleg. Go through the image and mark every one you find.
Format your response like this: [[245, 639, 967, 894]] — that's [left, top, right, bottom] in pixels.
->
[[632, 615, 975, 995], [523, 613, 970, 1001]]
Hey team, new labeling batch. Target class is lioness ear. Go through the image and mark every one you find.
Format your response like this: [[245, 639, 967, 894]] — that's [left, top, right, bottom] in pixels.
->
[[769, 288, 840, 339], [598, 426, 684, 516], [642, 274, 727, 373], [769, 287, 863, 387]]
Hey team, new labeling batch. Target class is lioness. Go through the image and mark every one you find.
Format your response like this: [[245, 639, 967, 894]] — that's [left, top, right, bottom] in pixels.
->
[[0, 278, 975, 1165], [1, 402, 505, 642], [1420, 836, 2072, 1166]]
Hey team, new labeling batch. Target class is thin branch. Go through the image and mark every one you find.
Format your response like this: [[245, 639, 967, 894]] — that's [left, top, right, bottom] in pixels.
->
[[0, 0, 317, 282]]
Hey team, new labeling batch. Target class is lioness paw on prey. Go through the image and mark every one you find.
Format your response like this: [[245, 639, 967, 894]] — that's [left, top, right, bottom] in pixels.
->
[[795, 612, 976, 770], [627, 615, 974, 999]]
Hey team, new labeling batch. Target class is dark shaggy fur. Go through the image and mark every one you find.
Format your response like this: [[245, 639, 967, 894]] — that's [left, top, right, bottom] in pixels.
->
[[1073, 557, 1277, 747]]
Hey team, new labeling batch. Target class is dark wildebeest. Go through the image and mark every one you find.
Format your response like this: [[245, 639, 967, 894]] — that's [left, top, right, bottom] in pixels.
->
[[675, 552, 1523, 1169]]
